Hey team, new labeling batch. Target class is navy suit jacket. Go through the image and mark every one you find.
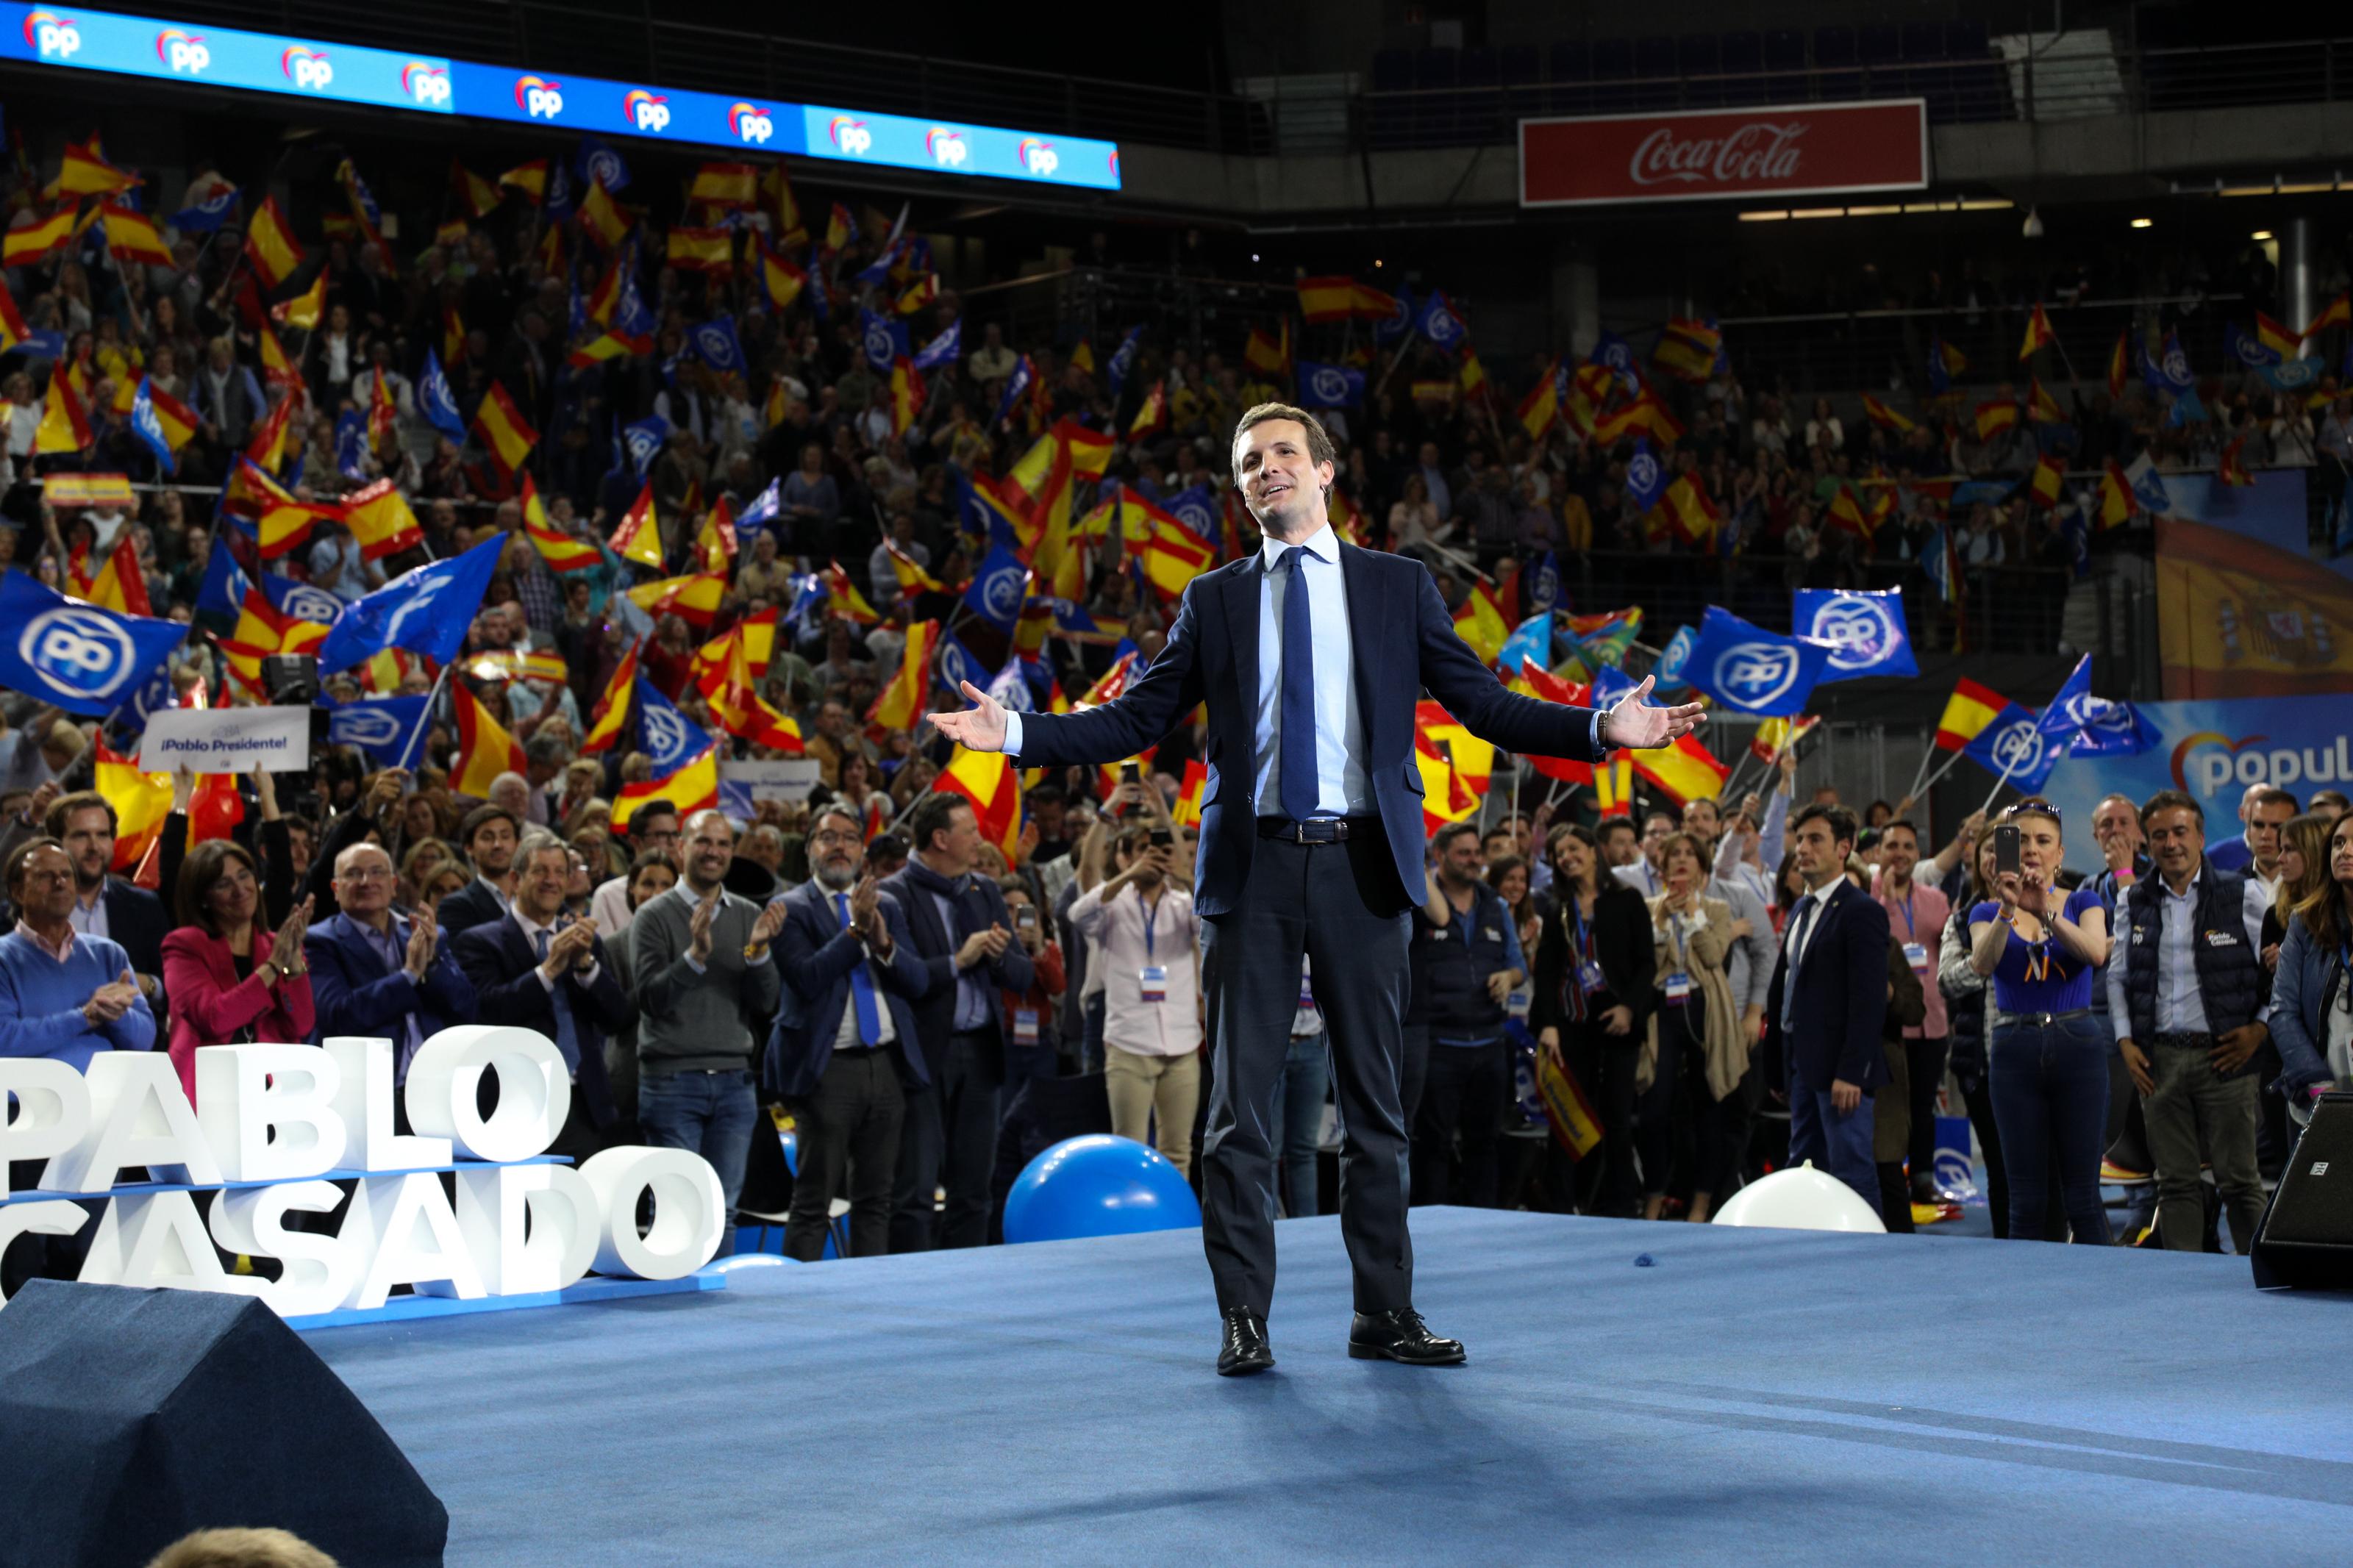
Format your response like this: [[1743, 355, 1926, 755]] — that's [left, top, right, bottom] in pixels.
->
[[435, 879, 508, 945], [304, 910, 478, 1057], [452, 913, 626, 1128], [1763, 879, 1893, 1094], [1008, 545, 1601, 916], [763, 880, 930, 1100], [879, 862, 1034, 1073]]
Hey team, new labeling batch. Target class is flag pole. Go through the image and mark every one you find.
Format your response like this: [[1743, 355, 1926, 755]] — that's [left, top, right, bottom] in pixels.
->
[[1899, 741, 1940, 812], [1907, 743, 1974, 809], [1975, 745, 2026, 817], [399, 657, 454, 772]]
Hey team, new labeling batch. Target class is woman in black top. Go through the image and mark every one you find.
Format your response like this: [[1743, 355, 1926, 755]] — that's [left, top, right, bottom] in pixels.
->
[[1532, 823, 1658, 1218]]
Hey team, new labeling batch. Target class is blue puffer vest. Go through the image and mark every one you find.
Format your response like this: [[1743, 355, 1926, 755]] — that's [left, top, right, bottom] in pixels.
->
[[2117, 862, 2265, 1075]]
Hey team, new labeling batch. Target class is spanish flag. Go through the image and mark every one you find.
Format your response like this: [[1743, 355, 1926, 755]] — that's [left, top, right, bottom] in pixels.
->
[[1592, 391, 1682, 448], [579, 178, 629, 250], [1457, 348, 1488, 398], [255, 321, 297, 390], [565, 329, 649, 368], [1630, 732, 1729, 807], [626, 573, 727, 628], [758, 239, 806, 312], [582, 640, 641, 755], [2018, 301, 2057, 362], [1413, 730, 1480, 835], [498, 160, 548, 203], [45, 140, 139, 199], [1825, 485, 1875, 540], [1243, 321, 1289, 377], [1352, 280, 1399, 321], [883, 539, 946, 595], [341, 479, 425, 560], [96, 203, 173, 267], [473, 382, 538, 474], [615, 747, 718, 831], [94, 741, 172, 873], [243, 196, 304, 289], [2107, 328, 2131, 398], [1168, 759, 1209, 828], [1517, 359, 1560, 440], [4, 206, 75, 268], [890, 357, 925, 436], [934, 746, 1022, 863], [1860, 393, 1914, 434], [1129, 380, 1168, 438], [686, 160, 756, 209], [2303, 292, 2351, 340], [761, 165, 804, 246], [2026, 379, 2066, 425], [451, 160, 501, 218], [1296, 276, 1356, 324], [271, 268, 326, 332], [2257, 312, 2301, 359], [895, 274, 940, 317], [0, 281, 26, 353], [451, 685, 525, 798], [1974, 398, 2020, 440], [610, 482, 663, 570], [245, 393, 296, 475], [867, 620, 939, 734], [1415, 701, 1496, 797], [822, 561, 882, 625], [2218, 435, 2255, 487], [1660, 475, 1722, 545], [2027, 451, 2065, 508], [140, 379, 199, 457], [824, 203, 856, 252], [463, 650, 570, 687], [1592, 753, 1637, 819], [1934, 678, 2009, 751], [1652, 318, 1721, 383], [1508, 663, 1594, 783], [694, 496, 738, 575], [1452, 582, 1510, 665], [665, 227, 734, 274], [75, 533, 151, 616], [695, 610, 776, 687], [256, 498, 329, 560], [32, 372, 92, 457], [1135, 517, 1215, 604], [2098, 461, 2138, 529], [701, 637, 804, 752], [1749, 715, 1821, 763], [443, 303, 467, 365]]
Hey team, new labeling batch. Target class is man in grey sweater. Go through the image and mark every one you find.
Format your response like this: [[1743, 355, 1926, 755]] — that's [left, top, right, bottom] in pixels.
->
[[632, 809, 788, 1250]]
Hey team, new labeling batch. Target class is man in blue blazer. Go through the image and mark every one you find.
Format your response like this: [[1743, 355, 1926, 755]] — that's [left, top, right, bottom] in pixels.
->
[[452, 837, 628, 1163], [765, 803, 932, 1259], [933, 403, 1703, 1375], [306, 840, 476, 1123], [1763, 803, 1891, 1205]]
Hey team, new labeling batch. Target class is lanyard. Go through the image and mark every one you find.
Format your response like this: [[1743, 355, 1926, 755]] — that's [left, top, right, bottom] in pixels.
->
[[1570, 898, 1590, 958], [1893, 890, 1915, 938], [1140, 891, 1159, 962]]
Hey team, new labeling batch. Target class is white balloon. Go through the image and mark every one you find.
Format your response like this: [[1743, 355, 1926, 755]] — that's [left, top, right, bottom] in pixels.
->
[[1710, 1163, 1888, 1234]]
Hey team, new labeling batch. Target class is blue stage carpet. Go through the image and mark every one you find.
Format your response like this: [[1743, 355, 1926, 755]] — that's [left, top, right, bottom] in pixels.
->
[[309, 1210, 2353, 1566]]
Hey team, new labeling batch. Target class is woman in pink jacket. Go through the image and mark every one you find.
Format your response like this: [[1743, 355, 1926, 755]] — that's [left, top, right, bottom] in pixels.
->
[[160, 840, 316, 1105]]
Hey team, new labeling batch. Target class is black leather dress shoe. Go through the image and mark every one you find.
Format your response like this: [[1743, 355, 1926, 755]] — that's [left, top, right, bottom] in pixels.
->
[[1348, 1308, 1466, 1366], [1218, 1308, 1274, 1376]]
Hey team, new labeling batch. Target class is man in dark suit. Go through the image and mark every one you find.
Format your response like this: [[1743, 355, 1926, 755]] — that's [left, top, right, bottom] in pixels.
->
[[434, 803, 522, 940], [307, 840, 476, 1111], [1763, 803, 1890, 1206], [765, 803, 931, 1259], [879, 792, 1034, 1252], [932, 403, 1702, 1375], [452, 834, 628, 1162], [46, 791, 169, 1016]]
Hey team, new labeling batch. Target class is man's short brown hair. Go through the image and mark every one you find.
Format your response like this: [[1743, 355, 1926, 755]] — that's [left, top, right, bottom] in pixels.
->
[[1232, 404, 1338, 496], [44, 789, 115, 840]]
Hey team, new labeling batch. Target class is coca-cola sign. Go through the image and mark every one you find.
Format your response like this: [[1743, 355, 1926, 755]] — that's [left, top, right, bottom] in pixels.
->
[[1520, 99, 1928, 209]]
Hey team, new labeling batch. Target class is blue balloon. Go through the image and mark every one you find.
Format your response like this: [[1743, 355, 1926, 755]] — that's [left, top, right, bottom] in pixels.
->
[[1002, 1135, 1203, 1245]]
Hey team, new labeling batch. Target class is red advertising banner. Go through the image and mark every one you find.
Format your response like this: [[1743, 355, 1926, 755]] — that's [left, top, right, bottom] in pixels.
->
[[1519, 99, 1929, 208]]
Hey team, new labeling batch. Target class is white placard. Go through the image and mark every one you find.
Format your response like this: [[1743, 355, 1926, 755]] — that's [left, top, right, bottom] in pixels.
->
[[720, 758, 821, 802], [138, 704, 311, 773]]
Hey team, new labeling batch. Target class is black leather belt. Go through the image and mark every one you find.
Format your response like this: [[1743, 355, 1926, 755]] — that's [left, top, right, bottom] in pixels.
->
[[2010, 1008, 2090, 1028], [1257, 816, 1377, 844]]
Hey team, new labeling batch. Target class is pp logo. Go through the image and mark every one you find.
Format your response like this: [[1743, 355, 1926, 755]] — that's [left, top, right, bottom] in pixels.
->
[[1807, 593, 1897, 672], [1712, 642, 1802, 709], [926, 129, 968, 168], [727, 104, 773, 145], [1425, 307, 1461, 346], [1309, 366, 1351, 405], [280, 585, 345, 626], [1173, 498, 1213, 537], [516, 76, 563, 119], [938, 640, 977, 692], [21, 607, 136, 701], [1602, 341, 1633, 374], [1989, 720, 2046, 778], [155, 29, 208, 74], [281, 46, 333, 91], [2161, 343, 2191, 386], [981, 565, 1026, 623], [1626, 447, 1660, 497], [829, 117, 871, 155], [863, 321, 896, 368], [694, 324, 737, 368], [25, 11, 79, 58], [335, 708, 401, 748], [584, 147, 625, 190], [402, 63, 450, 107], [643, 705, 690, 765], [625, 90, 671, 133], [1017, 138, 1060, 176]]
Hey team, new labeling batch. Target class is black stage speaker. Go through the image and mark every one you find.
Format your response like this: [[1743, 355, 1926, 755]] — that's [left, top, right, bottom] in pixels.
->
[[2252, 1092, 2353, 1291], [0, 1281, 446, 1568]]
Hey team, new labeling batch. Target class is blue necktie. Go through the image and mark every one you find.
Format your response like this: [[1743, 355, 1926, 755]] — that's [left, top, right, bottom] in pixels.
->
[[1780, 894, 1817, 1034], [1279, 545, 1319, 822], [533, 928, 582, 1074], [838, 892, 883, 1046]]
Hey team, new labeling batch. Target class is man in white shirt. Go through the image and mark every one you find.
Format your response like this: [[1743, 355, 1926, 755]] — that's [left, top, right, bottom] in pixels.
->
[[1612, 811, 1675, 897], [1071, 823, 1202, 1175]]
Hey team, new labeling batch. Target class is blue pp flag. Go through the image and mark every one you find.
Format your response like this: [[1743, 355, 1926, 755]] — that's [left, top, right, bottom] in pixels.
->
[[1496, 613, 1552, 679], [418, 349, 468, 443], [315, 537, 501, 673], [1589, 330, 1641, 394], [1624, 437, 1666, 512], [2166, 385, 2208, 427], [193, 537, 250, 619], [1372, 285, 1413, 345], [913, 320, 962, 372], [0, 573, 188, 716], [2037, 654, 2098, 740], [738, 477, 782, 535], [1162, 483, 1219, 546], [166, 185, 239, 233], [1965, 703, 2065, 792], [2143, 331, 2195, 392], [2068, 695, 2162, 759], [327, 696, 430, 765], [612, 259, 655, 339], [689, 315, 746, 375], [1681, 605, 1833, 717], [621, 416, 669, 479], [853, 239, 903, 288], [129, 379, 176, 475], [2260, 357, 2322, 394], [1654, 624, 1696, 692], [576, 139, 630, 195], [635, 677, 712, 773], [992, 355, 1035, 426], [936, 629, 989, 695], [107, 659, 179, 742], [985, 656, 1035, 715], [1952, 478, 2017, 509], [334, 411, 368, 480], [258, 573, 348, 629], [2224, 321, 2279, 369], [1927, 335, 1956, 395], [1296, 362, 1365, 409], [1525, 551, 1561, 617], [1793, 588, 1918, 682], [1414, 290, 1466, 350], [963, 542, 1032, 634], [860, 309, 909, 373], [1105, 325, 1144, 395]]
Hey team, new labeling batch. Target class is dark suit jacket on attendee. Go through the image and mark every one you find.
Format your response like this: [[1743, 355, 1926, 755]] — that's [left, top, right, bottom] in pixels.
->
[[434, 878, 509, 943], [1763, 879, 1893, 1095], [764, 880, 930, 1100], [304, 909, 478, 1053], [452, 913, 626, 1128], [879, 863, 1034, 1075], [1527, 880, 1658, 1038], [1004, 545, 1602, 917]]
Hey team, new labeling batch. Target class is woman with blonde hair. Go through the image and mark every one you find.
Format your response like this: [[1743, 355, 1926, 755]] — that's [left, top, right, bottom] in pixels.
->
[[1635, 832, 1749, 1222]]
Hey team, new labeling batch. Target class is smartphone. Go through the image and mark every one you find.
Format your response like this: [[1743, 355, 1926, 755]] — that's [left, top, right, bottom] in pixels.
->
[[1015, 905, 1038, 934], [1993, 823, 2021, 878], [1149, 828, 1174, 849], [1121, 762, 1142, 784]]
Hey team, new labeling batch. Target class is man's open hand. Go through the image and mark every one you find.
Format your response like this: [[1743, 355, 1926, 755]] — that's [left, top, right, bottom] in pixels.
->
[[927, 681, 1009, 753], [1606, 676, 1707, 749]]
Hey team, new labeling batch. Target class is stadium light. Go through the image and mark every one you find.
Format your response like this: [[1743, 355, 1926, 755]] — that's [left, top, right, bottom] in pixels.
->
[[2021, 205, 2044, 237], [2129, 217, 2154, 229], [2253, 229, 2274, 240]]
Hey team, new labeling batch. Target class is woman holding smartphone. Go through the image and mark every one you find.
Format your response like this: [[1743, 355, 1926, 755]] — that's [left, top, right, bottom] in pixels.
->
[[1968, 798, 2112, 1242], [1531, 823, 1657, 1218]]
